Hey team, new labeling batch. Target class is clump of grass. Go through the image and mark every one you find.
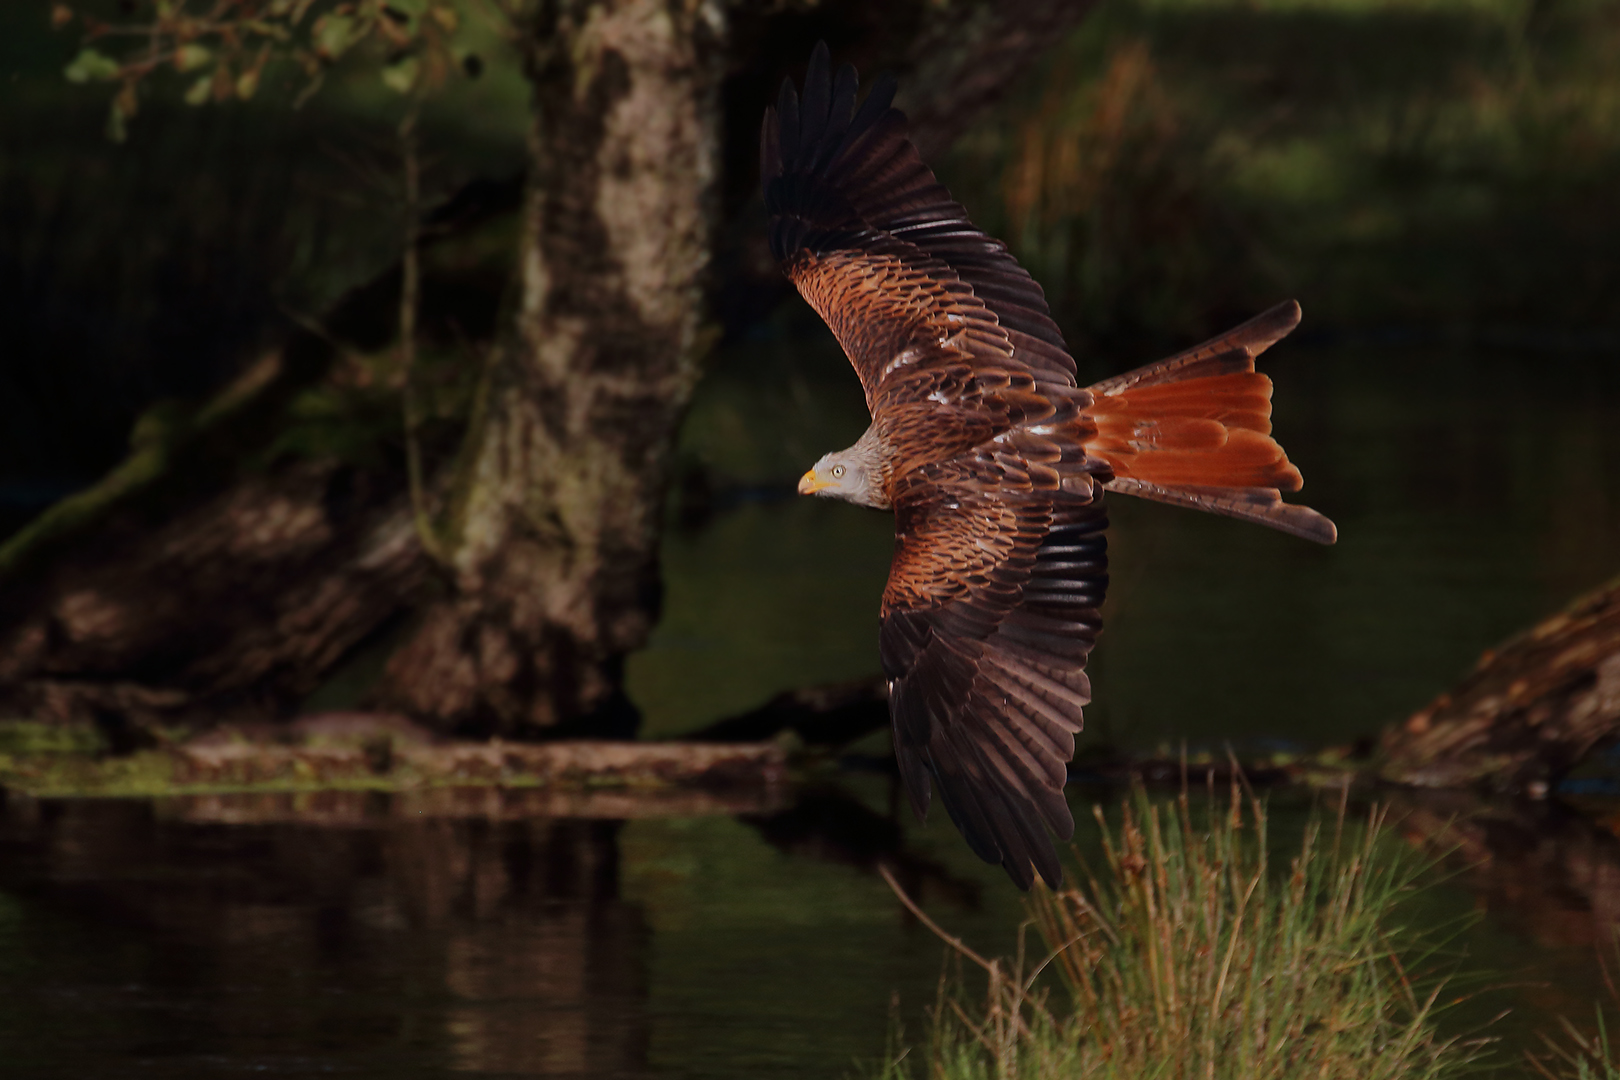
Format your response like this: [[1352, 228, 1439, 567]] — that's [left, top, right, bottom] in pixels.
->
[[876, 785, 1483, 1080], [1533, 1012, 1619, 1080], [1531, 952, 1620, 1080]]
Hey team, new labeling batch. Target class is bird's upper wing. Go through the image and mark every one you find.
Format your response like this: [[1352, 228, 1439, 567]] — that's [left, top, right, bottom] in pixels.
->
[[761, 43, 1085, 463], [880, 450, 1109, 889]]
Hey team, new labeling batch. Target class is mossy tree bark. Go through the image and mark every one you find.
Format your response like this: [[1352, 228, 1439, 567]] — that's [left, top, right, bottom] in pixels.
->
[[372, 1, 727, 735]]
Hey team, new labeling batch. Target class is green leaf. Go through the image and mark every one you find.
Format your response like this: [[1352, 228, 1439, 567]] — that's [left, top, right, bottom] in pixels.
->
[[243, 19, 291, 42], [313, 13, 360, 60], [64, 47, 120, 84], [381, 55, 420, 95], [183, 74, 212, 106], [236, 69, 261, 101], [175, 44, 212, 73]]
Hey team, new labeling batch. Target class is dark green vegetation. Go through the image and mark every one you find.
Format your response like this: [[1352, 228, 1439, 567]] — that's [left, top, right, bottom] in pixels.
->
[[939, 0, 1620, 357], [0, 2, 527, 514]]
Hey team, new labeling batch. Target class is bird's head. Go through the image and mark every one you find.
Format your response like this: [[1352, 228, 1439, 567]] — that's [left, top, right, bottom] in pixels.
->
[[798, 450, 887, 509]]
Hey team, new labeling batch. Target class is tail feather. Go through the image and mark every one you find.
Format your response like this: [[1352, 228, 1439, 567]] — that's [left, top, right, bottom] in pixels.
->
[[1089, 300, 1302, 395], [1080, 301, 1336, 544], [1107, 478, 1337, 545], [1094, 371, 1274, 434]]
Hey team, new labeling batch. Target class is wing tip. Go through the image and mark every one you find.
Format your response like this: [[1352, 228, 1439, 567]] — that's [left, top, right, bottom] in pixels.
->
[[759, 43, 901, 205]]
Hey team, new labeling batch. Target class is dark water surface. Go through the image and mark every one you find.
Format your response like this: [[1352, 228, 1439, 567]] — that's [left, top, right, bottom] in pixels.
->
[[0, 783, 1032, 1079], [4, 784, 1620, 1079]]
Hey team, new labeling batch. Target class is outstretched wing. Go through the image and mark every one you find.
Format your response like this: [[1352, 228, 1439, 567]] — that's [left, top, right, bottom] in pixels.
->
[[880, 453, 1109, 889], [761, 43, 1089, 468]]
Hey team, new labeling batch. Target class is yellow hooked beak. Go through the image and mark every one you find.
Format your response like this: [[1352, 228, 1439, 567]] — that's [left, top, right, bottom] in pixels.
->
[[798, 468, 831, 495]]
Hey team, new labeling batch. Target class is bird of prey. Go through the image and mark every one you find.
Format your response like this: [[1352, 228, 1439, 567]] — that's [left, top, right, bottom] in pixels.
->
[[761, 43, 1336, 889]]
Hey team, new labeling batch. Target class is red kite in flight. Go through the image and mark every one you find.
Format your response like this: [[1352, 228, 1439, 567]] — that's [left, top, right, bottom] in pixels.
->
[[762, 44, 1335, 888]]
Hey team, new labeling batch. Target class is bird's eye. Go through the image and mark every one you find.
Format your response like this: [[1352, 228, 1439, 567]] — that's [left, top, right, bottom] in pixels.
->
[[832, 465, 845, 478]]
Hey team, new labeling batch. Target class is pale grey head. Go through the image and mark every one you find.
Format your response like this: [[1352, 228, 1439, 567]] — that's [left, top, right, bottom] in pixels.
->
[[797, 426, 891, 510]]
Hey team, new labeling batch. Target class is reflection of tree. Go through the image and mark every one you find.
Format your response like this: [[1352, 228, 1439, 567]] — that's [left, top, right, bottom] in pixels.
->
[[0, 797, 649, 1076], [1386, 789, 1620, 950], [424, 820, 647, 1076]]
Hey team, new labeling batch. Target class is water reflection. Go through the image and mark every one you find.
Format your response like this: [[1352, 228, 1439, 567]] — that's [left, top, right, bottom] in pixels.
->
[[0, 782, 1030, 1078], [7, 783, 1620, 1075], [0, 792, 652, 1077], [1382, 789, 1620, 1056], [1391, 790, 1620, 951]]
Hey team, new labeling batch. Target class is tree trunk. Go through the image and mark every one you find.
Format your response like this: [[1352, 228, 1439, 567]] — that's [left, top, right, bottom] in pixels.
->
[[1379, 573, 1620, 792], [373, 0, 727, 736]]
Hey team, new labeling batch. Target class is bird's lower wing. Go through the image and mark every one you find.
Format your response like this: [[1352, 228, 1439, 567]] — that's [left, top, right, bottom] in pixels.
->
[[881, 464, 1108, 889]]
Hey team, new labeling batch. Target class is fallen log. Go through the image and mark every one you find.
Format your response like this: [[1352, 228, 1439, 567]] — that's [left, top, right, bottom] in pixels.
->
[[0, 711, 787, 798], [1379, 573, 1620, 793], [147, 784, 789, 826]]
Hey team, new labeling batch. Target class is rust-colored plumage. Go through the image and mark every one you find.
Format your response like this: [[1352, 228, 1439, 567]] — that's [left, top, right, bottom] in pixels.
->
[[764, 44, 1336, 888]]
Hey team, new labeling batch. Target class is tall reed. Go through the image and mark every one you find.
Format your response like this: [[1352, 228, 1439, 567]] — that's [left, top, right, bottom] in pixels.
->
[[876, 784, 1482, 1080]]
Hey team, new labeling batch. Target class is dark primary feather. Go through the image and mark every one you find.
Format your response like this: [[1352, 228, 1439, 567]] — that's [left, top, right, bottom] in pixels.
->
[[1089, 300, 1304, 396]]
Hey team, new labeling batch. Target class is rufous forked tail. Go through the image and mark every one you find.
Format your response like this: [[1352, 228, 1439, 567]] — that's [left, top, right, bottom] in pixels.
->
[[1081, 301, 1337, 544]]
